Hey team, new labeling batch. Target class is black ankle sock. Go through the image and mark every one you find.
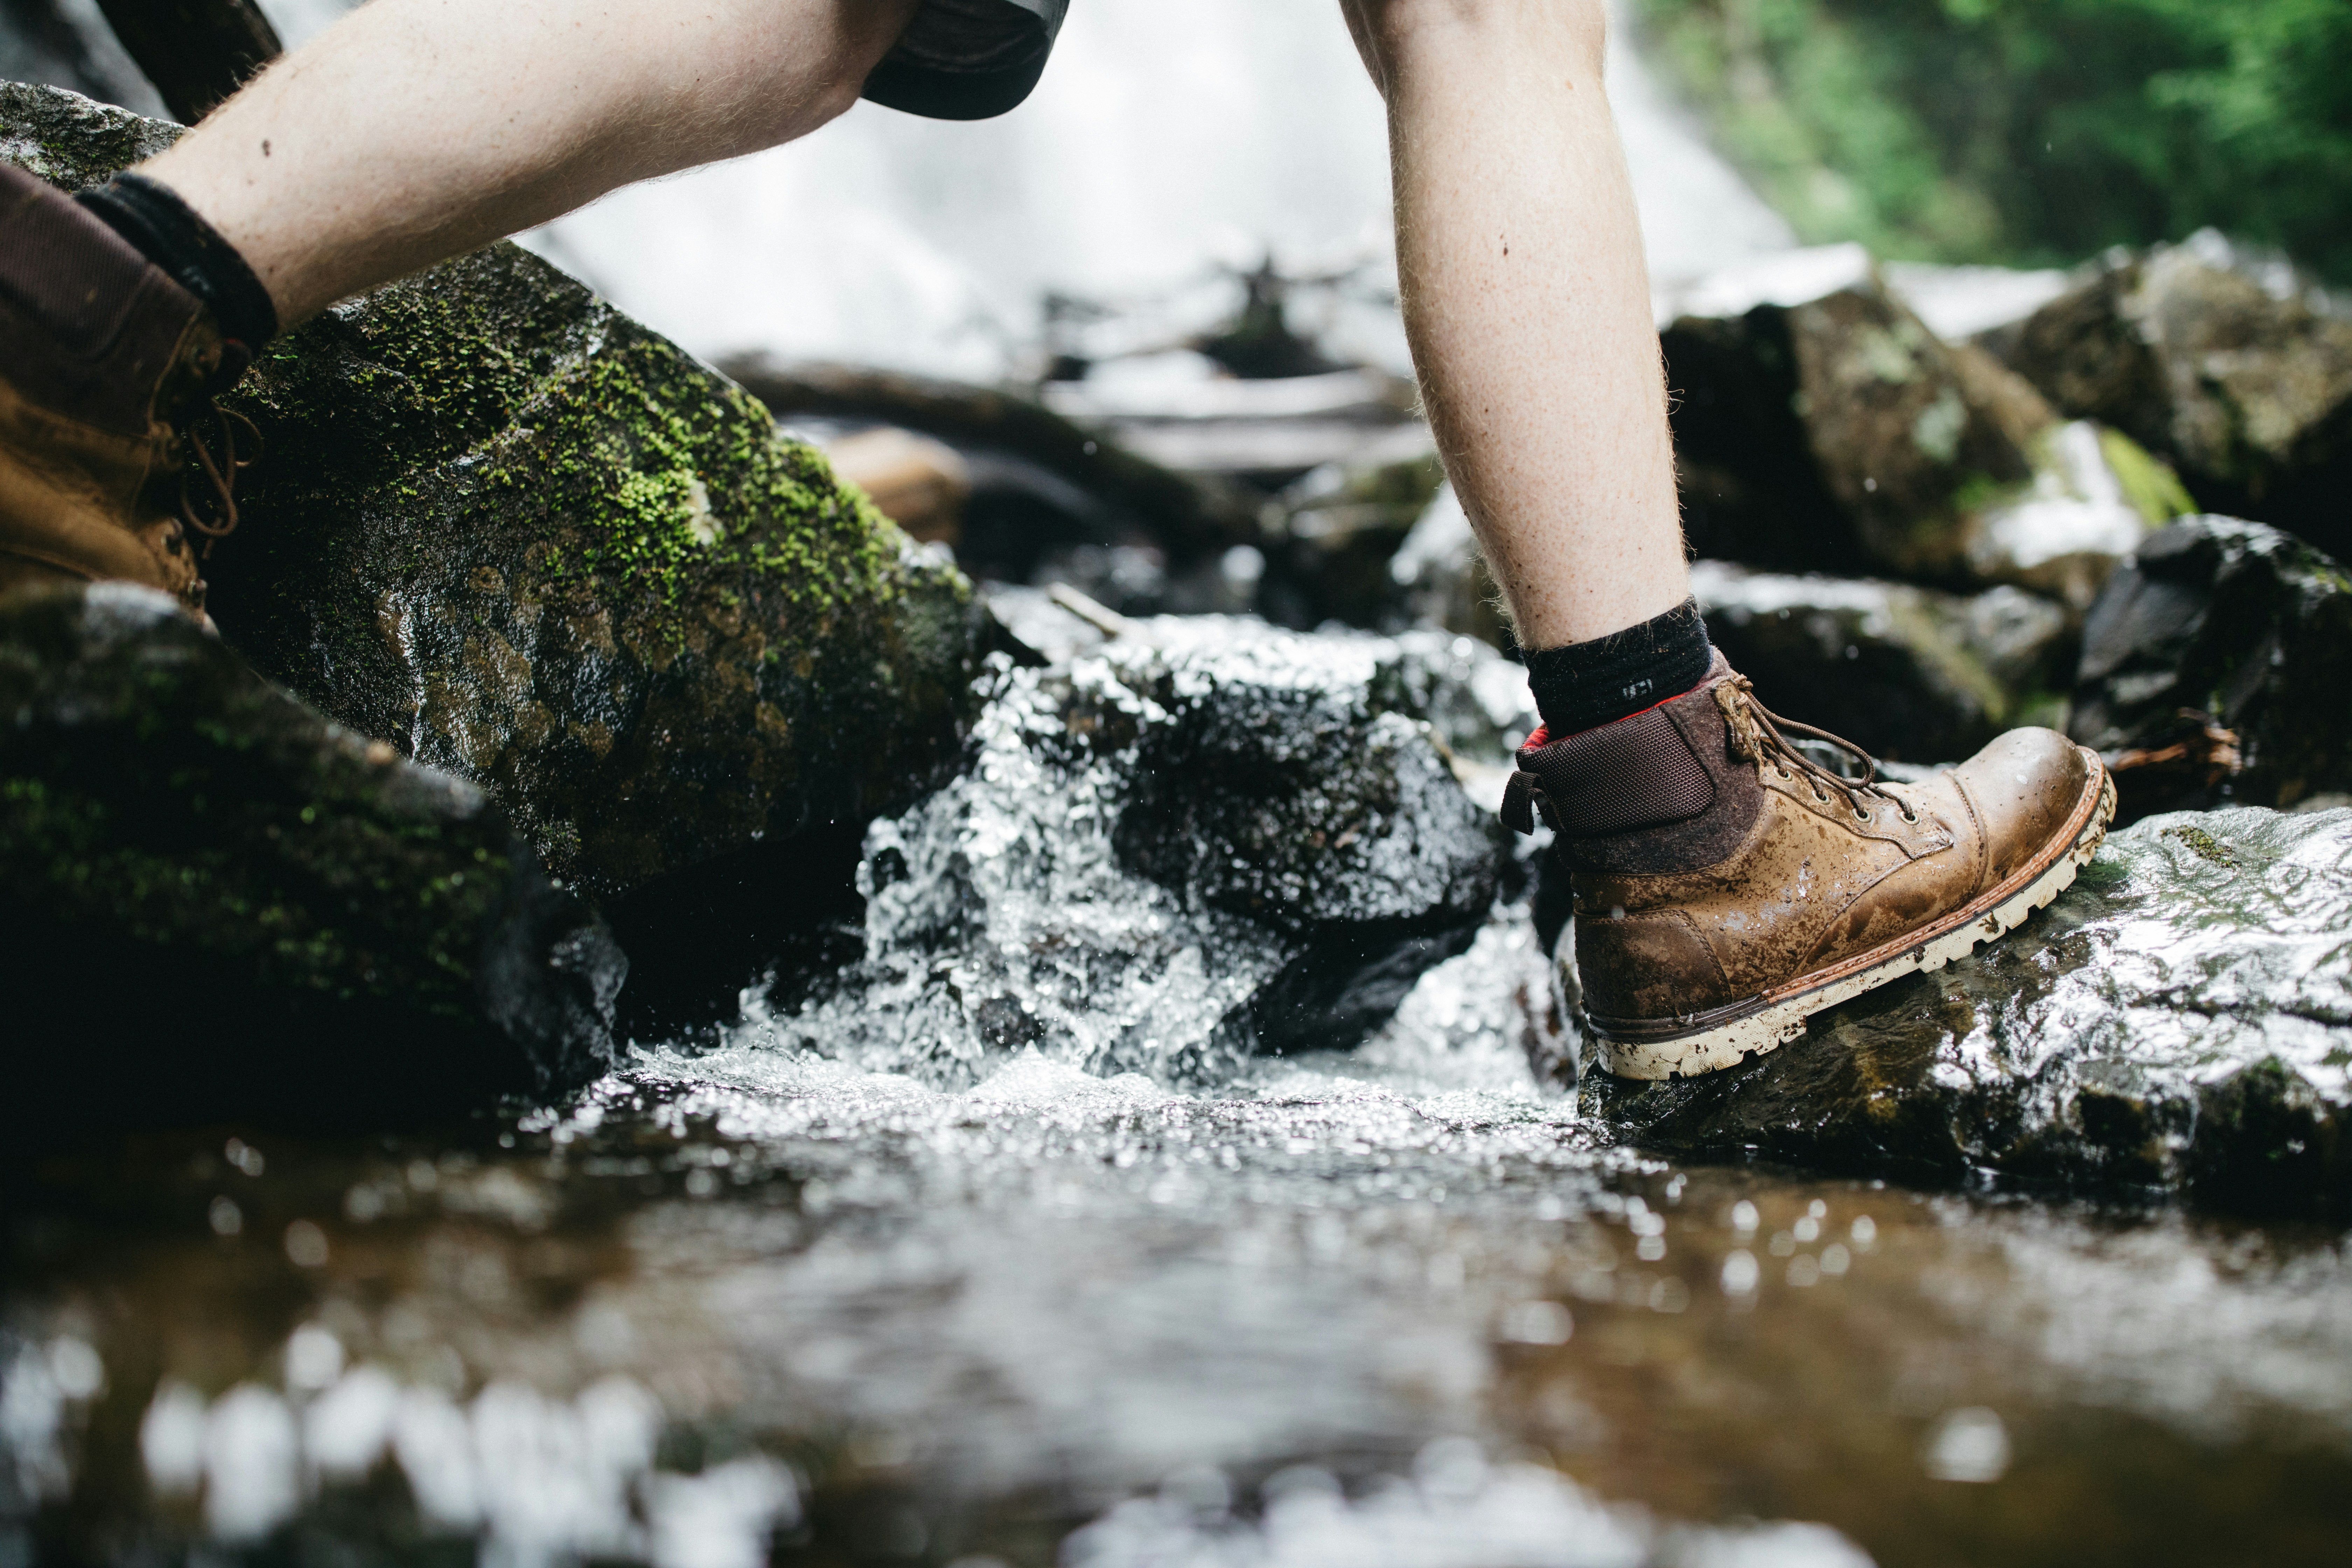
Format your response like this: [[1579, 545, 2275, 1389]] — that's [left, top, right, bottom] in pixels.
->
[[1523, 598, 1714, 737], [76, 171, 278, 357]]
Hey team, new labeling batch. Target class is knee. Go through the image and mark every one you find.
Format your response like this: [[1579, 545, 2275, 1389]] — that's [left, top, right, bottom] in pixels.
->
[[1346, 0, 1609, 85]]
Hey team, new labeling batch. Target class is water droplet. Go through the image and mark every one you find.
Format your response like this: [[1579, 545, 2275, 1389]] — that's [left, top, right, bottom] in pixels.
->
[[284, 1325, 343, 1390], [1720, 1250, 1760, 1295], [1924, 1407, 2011, 1483], [1499, 1300, 1573, 1345], [284, 1220, 329, 1269]]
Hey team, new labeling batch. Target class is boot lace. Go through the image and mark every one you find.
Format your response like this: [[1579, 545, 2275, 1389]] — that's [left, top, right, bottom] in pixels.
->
[[177, 400, 262, 560], [1712, 675, 1917, 826]]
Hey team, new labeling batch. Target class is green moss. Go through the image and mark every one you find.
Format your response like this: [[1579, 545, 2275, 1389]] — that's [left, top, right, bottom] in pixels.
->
[[2161, 824, 2240, 867], [2099, 427, 2198, 525]]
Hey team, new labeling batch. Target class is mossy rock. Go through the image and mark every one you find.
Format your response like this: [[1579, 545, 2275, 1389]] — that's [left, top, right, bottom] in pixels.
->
[[0, 583, 622, 1129], [1995, 234, 2352, 562], [1580, 807, 2352, 1220], [1662, 248, 2187, 596], [0, 79, 175, 190], [2, 82, 985, 897]]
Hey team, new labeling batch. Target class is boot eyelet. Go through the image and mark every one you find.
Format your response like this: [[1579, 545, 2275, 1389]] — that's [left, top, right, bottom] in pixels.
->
[[1852, 806, 1873, 824], [1899, 807, 1921, 825]]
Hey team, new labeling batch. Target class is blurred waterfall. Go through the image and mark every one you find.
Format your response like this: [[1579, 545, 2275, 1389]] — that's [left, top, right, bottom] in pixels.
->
[[241, 0, 1793, 379]]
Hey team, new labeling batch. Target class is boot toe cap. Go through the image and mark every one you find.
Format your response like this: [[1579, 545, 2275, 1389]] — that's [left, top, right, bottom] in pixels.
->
[[1952, 727, 2095, 883]]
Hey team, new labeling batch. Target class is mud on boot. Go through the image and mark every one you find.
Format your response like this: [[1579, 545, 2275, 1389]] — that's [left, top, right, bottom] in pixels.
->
[[0, 162, 254, 620], [1503, 655, 2114, 1079]]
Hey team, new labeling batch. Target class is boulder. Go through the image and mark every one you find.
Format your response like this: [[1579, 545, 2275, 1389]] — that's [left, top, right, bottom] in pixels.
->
[[1261, 453, 1447, 630], [1989, 231, 2352, 561], [1660, 245, 2188, 599], [737, 617, 1517, 1083], [1693, 561, 2072, 764], [2069, 516, 2352, 821], [1384, 484, 1513, 652], [0, 583, 623, 1129], [4, 83, 986, 899], [1580, 806, 2352, 1221], [0, 77, 173, 186]]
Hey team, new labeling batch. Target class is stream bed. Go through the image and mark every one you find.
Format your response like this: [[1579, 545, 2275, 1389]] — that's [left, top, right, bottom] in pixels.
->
[[8, 926, 2352, 1567]]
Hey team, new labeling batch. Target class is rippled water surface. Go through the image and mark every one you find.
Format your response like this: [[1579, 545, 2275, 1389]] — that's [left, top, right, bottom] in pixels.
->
[[9, 904, 2352, 1566]]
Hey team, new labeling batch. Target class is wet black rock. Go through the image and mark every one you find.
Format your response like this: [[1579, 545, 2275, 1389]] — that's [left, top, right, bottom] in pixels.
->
[[5, 84, 986, 899], [1581, 807, 2352, 1221], [1694, 561, 2072, 764], [1661, 246, 2186, 597], [741, 618, 1516, 1082], [0, 584, 622, 1129], [1991, 232, 2352, 561], [2070, 516, 2352, 820]]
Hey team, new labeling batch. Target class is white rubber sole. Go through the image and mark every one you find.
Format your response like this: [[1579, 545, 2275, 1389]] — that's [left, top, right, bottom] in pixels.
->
[[1592, 760, 2116, 1082]]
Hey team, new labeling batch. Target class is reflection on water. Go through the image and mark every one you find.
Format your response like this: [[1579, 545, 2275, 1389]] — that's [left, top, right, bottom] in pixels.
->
[[8, 920, 2352, 1565]]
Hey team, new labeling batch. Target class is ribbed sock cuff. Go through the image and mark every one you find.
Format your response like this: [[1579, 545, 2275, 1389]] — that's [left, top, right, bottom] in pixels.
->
[[76, 171, 278, 361], [1523, 597, 1714, 737]]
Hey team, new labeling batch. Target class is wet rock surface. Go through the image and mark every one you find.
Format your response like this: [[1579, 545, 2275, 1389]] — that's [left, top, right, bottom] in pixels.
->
[[5, 85, 986, 899], [734, 614, 1524, 1083], [1661, 246, 2184, 595], [2070, 516, 2352, 819], [1583, 807, 2352, 1220], [1693, 561, 2070, 763], [0, 77, 172, 188], [1993, 231, 2352, 561], [0, 584, 621, 1128]]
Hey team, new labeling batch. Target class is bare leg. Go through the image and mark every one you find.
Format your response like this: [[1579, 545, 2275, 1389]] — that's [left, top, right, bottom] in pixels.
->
[[1341, 0, 1686, 649], [139, 0, 922, 326]]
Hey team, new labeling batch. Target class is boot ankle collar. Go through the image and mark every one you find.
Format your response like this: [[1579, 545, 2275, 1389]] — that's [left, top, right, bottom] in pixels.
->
[[1503, 653, 1736, 837]]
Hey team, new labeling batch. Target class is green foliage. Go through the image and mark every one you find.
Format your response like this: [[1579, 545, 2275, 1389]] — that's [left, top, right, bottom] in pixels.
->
[[1634, 0, 2352, 279]]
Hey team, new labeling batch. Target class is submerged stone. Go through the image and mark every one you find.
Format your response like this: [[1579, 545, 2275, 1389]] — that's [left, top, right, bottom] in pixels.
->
[[1580, 807, 2352, 1220], [2070, 516, 2352, 820], [734, 617, 1516, 1084], [3, 83, 985, 899], [1693, 560, 2071, 764], [1991, 230, 2352, 561], [0, 584, 622, 1129]]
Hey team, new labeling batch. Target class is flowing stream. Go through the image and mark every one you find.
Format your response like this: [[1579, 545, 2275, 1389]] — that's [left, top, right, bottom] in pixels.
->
[[6, 6, 2350, 1566]]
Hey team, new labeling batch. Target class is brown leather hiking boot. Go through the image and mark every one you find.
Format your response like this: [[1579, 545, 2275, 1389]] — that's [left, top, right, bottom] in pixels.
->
[[0, 161, 252, 620], [1503, 655, 2114, 1079]]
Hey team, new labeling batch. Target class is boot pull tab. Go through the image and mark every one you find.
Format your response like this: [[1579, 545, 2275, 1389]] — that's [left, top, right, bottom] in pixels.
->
[[1501, 769, 1555, 835]]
